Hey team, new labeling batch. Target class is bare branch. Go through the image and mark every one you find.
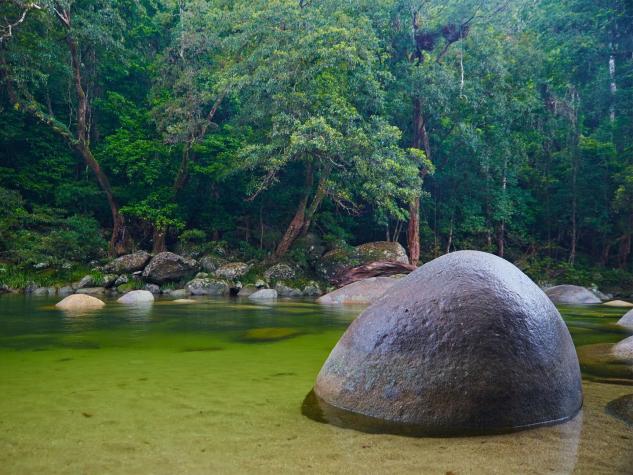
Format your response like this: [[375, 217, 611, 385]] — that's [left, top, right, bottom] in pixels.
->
[[0, 2, 41, 43]]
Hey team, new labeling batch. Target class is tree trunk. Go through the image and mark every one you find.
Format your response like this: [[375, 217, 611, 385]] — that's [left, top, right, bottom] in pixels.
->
[[275, 164, 313, 258], [152, 226, 166, 254], [408, 197, 421, 265], [4, 28, 129, 256], [407, 96, 432, 266], [498, 157, 508, 258], [497, 222, 505, 258], [78, 144, 130, 255]]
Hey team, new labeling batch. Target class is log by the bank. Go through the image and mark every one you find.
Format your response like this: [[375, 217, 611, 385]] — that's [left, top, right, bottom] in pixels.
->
[[333, 261, 417, 287]]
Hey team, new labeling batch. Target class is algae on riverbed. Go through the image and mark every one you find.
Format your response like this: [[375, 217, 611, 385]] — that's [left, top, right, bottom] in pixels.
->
[[0, 295, 632, 474]]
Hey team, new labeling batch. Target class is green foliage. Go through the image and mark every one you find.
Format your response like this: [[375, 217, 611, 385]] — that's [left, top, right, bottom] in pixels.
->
[[0, 187, 106, 266], [1, 0, 633, 283]]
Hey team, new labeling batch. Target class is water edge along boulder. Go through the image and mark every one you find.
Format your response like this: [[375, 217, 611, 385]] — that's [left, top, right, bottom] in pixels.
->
[[305, 251, 583, 436]]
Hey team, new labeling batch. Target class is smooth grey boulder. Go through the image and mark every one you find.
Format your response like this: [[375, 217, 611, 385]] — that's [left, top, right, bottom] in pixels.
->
[[317, 277, 398, 305], [117, 290, 154, 304], [617, 309, 633, 330], [545, 285, 601, 305], [185, 278, 229, 296], [248, 289, 278, 301], [104, 250, 152, 274], [142, 252, 199, 284], [309, 251, 583, 436]]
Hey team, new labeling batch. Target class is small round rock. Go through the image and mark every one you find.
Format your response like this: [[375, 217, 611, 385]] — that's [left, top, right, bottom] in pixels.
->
[[56, 294, 105, 311], [117, 290, 155, 304]]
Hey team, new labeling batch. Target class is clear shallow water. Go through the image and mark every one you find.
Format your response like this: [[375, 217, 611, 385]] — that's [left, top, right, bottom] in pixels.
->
[[0, 295, 632, 474]]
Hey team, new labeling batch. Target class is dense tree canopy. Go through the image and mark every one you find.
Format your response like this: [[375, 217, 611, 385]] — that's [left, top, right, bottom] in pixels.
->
[[1, 0, 633, 282]]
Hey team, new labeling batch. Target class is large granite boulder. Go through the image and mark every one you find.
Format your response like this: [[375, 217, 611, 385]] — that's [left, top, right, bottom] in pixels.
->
[[545, 285, 601, 305], [142, 252, 199, 284], [185, 278, 229, 296], [55, 294, 105, 311], [104, 250, 151, 274], [318, 241, 409, 283], [117, 290, 155, 304], [317, 277, 398, 305], [617, 309, 633, 330], [308, 251, 583, 436]]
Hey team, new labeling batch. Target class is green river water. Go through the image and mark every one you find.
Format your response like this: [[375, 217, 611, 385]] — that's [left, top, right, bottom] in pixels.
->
[[0, 295, 632, 474]]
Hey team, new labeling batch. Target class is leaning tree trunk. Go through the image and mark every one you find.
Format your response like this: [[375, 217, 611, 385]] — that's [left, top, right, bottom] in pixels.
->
[[275, 164, 313, 258], [408, 198, 421, 265], [407, 97, 432, 266]]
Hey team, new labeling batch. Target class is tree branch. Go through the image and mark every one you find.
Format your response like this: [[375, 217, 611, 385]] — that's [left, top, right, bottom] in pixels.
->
[[0, 2, 41, 43]]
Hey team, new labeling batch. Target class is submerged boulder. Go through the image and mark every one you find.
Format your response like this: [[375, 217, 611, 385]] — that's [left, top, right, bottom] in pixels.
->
[[603, 300, 633, 308], [606, 394, 633, 427], [317, 277, 398, 305], [117, 290, 155, 304], [309, 251, 583, 436], [545, 285, 601, 305], [104, 250, 152, 274], [56, 294, 105, 311], [142, 252, 199, 284], [248, 289, 278, 301]]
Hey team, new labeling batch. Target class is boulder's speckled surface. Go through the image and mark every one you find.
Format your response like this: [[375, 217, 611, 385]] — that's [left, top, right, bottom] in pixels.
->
[[311, 251, 583, 436]]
